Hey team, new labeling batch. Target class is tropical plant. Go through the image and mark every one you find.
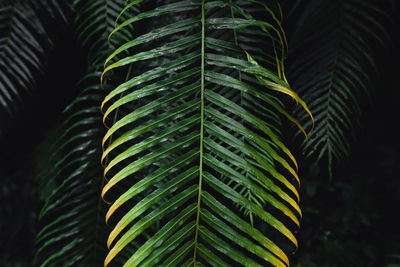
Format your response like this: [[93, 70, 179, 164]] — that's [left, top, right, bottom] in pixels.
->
[[0, 0, 46, 129], [0, 0, 398, 266], [99, 0, 314, 265], [284, 0, 391, 176]]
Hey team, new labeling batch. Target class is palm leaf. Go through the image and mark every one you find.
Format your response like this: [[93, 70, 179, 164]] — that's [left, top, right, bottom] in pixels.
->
[[72, 0, 136, 63], [32, 0, 71, 23], [101, 0, 305, 265], [33, 70, 109, 266], [0, 0, 72, 137], [34, 0, 137, 265], [0, 0, 47, 129], [286, 0, 390, 176]]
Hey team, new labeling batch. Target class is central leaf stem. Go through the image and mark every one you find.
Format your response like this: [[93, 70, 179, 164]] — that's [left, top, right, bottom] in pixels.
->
[[193, 0, 205, 264]]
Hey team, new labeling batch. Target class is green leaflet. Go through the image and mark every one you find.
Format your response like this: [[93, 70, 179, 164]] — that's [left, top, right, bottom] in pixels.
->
[[101, 0, 304, 265]]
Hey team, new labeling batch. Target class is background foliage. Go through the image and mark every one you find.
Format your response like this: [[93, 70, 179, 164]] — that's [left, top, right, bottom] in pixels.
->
[[0, 0, 399, 266]]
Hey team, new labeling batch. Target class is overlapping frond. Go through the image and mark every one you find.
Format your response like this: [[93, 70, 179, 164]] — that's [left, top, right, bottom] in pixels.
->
[[34, 74, 107, 266], [101, 0, 305, 265], [0, 0, 72, 138], [72, 0, 136, 64], [31, 0, 71, 23], [0, 0, 47, 125], [287, 0, 389, 175], [34, 1, 134, 265]]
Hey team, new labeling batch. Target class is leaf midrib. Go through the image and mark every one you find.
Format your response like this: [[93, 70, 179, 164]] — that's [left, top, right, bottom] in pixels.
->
[[193, 0, 205, 264]]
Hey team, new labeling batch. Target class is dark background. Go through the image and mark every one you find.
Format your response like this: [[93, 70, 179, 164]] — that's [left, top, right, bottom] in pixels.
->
[[289, 1, 400, 265]]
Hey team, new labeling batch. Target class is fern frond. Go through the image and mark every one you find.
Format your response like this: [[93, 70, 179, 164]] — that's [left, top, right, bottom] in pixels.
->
[[102, 0, 304, 265]]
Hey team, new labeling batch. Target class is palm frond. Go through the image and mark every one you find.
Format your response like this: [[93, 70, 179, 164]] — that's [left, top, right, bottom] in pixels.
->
[[286, 0, 390, 175], [72, 0, 136, 64], [32, 0, 71, 23], [0, 0, 47, 128], [34, 75, 107, 266], [34, 1, 134, 265], [101, 0, 305, 265]]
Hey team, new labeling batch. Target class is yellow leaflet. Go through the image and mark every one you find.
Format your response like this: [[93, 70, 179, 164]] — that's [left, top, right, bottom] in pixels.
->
[[260, 77, 314, 135], [277, 1, 284, 24], [245, 51, 314, 135], [297, 95, 314, 133], [258, 77, 297, 102], [253, 0, 288, 56], [276, 56, 282, 79], [281, 61, 288, 84], [275, 2, 288, 55]]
